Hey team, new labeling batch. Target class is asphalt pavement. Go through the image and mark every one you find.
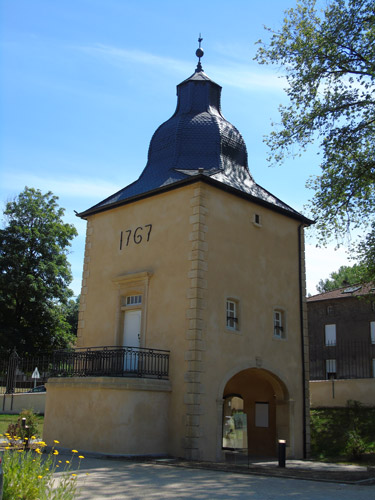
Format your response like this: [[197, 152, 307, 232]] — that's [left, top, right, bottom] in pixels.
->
[[55, 456, 375, 500]]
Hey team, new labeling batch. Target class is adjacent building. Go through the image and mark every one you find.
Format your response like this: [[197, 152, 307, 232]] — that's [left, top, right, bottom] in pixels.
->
[[308, 284, 375, 407]]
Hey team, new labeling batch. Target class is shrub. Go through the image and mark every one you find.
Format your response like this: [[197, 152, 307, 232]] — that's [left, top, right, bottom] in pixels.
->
[[310, 401, 375, 462], [345, 429, 367, 460], [6, 409, 40, 440]]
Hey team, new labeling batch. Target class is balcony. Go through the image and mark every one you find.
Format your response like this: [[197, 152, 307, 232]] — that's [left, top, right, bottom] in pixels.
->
[[1, 346, 170, 394]]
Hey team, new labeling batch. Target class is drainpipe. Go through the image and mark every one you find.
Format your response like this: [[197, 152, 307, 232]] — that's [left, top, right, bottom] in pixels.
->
[[298, 224, 307, 459]]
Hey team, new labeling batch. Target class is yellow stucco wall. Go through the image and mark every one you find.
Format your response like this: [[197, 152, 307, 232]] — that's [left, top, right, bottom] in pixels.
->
[[189, 184, 307, 460], [43, 377, 171, 455], [77, 186, 192, 351], [310, 379, 375, 407], [45, 180, 308, 460]]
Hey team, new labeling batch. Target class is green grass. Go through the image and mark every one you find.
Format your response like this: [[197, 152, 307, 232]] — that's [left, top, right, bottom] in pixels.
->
[[0, 413, 44, 437]]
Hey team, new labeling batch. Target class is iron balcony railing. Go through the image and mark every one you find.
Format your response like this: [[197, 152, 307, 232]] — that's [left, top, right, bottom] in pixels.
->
[[1, 346, 170, 394], [51, 346, 170, 379]]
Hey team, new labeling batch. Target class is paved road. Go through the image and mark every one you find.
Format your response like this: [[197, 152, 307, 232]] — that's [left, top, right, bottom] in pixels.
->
[[60, 458, 375, 500]]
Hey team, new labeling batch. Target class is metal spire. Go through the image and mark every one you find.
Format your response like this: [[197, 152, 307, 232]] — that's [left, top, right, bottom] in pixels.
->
[[195, 34, 204, 72]]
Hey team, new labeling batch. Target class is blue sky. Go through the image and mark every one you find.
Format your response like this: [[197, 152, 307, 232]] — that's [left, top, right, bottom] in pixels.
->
[[0, 0, 352, 296]]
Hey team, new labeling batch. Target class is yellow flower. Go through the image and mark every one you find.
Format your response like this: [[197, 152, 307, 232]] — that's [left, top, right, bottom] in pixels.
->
[[66, 460, 70, 464], [56, 465, 60, 468], [53, 450, 59, 455], [78, 455, 84, 459], [38, 475, 43, 479], [5, 447, 10, 450], [17, 449, 23, 453], [35, 448, 41, 454], [71, 473, 77, 477], [71, 449, 78, 453], [54, 440, 60, 444], [31, 436, 36, 439], [58, 460, 62, 463]]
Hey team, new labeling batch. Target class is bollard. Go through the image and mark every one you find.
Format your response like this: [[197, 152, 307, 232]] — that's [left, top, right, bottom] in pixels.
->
[[278, 439, 286, 468], [21, 417, 30, 451]]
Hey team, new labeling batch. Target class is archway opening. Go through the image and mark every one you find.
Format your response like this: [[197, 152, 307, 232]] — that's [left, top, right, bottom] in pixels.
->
[[222, 368, 289, 458]]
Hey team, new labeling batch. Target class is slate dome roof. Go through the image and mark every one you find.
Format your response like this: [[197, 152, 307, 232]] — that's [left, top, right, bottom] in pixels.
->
[[145, 69, 250, 178]]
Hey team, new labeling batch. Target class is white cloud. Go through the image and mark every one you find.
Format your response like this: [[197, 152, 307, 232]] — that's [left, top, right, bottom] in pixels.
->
[[209, 64, 286, 91], [305, 244, 351, 296], [1, 172, 121, 200], [76, 43, 286, 92], [77, 43, 191, 75]]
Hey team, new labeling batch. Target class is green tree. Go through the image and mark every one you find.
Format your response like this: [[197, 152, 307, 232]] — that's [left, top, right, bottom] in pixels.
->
[[316, 264, 365, 293], [0, 187, 78, 355], [255, 0, 375, 280], [63, 294, 80, 337]]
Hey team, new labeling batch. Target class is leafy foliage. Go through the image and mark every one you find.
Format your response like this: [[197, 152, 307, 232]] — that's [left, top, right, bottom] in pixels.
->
[[0, 187, 78, 355], [255, 0, 375, 278], [6, 409, 41, 441], [316, 263, 365, 292], [310, 401, 375, 461], [63, 295, 80, 336]]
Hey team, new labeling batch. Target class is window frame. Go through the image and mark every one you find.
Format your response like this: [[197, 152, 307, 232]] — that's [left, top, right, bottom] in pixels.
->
[[327, 305, 335, 316], [326, 359, 337, 379], [273, 309, 286, 339], [370, 321, 375, 344], [125, 294, 142, 307], [325, 324, 336, 346], [253, 213, 262, 227], [226, 299, 239, 332]]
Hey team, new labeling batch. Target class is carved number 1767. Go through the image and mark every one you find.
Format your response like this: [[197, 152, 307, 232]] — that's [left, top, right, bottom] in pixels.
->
[[120, 224, 152, 249]]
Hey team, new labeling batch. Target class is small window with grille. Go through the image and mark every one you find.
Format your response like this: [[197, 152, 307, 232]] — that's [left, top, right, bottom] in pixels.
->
[[253, 213, 262, 227], [226, 299, 239, 331], [326, 359, 336, 379], [273, 310, 285, 339], [126, 295, 142, 306]]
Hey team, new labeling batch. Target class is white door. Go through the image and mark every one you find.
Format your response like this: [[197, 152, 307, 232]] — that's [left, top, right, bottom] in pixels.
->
[[123, 309, 141, 371]]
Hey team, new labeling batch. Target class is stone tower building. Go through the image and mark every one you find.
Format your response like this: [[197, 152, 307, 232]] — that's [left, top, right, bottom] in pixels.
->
[[44, 46, 312, 461]]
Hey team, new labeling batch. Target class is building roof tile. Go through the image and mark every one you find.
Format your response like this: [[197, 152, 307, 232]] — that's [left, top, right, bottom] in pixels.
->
[[307, 283, 375, 302]]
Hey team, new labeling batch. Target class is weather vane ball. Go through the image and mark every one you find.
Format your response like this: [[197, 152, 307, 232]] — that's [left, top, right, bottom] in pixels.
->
[[196, 47, 204, 58]]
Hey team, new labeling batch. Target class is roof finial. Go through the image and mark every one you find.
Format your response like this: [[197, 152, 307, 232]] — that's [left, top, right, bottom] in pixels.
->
[[195, 33, 204, 72]]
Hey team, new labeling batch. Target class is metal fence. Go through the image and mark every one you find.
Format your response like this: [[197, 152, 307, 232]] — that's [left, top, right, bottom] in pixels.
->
[[0, 346, 170, 394], [309, 340, 375, 380]]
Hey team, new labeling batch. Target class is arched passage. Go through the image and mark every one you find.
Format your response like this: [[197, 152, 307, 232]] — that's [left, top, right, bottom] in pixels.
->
[[222, 368, 290, 458]]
